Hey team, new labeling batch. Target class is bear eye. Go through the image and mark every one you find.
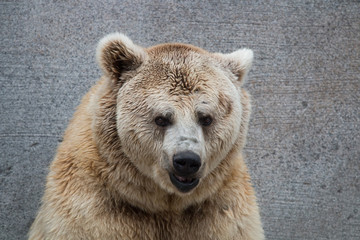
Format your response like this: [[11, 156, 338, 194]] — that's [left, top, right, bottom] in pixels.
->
[[199, 115, 213, 127], [155, 116, 172, 127]]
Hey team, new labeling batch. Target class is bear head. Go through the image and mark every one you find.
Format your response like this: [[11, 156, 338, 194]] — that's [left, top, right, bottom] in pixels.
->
[[94, 33, 253, 197]]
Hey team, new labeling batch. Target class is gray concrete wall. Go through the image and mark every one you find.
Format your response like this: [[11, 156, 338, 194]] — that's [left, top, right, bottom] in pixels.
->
[[1, 0, 359, 239]]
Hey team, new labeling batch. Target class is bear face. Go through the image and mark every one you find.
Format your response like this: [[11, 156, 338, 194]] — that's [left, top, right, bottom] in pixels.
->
[[96, 33, 253, 195]]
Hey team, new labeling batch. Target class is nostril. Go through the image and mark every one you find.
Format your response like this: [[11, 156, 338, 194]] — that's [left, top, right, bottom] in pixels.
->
[[173, 151, 201, 175], [176, 159, 186, 166]]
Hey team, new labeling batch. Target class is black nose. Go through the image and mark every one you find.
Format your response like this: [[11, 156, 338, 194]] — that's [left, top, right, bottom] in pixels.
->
[[173, 151, 201, 176]]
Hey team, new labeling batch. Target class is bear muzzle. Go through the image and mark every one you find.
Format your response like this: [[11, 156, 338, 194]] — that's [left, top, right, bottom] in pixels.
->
[[169, 151, 201, 193]]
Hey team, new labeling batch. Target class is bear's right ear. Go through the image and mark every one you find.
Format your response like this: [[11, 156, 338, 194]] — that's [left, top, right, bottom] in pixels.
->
[[96, 33, 147, 84]]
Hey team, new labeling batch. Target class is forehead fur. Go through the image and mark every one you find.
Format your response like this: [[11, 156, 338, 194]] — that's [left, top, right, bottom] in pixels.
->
[[147, 43, 207, 55], [144, 43, 219, 95]]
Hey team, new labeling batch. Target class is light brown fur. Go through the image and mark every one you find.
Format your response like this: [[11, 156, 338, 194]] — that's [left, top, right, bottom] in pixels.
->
[[29, 33, 264, 240]]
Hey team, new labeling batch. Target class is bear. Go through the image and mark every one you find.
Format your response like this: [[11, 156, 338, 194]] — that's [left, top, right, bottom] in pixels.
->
[[29, 33, 264, 240]]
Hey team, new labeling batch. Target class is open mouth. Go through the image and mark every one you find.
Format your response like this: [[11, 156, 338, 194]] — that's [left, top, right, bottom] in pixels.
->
[[169, 173, 199, 193]]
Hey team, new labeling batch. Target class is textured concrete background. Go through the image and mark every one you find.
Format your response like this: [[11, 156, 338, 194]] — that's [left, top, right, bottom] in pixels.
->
[[1, 0, 359, 239]]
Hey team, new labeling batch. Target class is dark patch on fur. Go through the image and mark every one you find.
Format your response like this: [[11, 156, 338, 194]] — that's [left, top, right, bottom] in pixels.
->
[[168, 67, 198, 95], [218, 93, 233, 118]]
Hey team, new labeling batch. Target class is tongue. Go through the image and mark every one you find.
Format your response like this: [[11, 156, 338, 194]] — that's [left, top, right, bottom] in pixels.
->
[[176, 175, 192, 183]]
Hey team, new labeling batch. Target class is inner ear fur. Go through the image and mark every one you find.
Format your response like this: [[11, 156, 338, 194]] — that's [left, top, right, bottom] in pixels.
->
[[96, 33, 147, 84], [214, 48, 253, 85]]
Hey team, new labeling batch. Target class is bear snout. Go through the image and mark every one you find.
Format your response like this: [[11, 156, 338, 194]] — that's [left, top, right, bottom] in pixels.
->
[[173, 151, 201, 176], [169, 151, 201, 193]]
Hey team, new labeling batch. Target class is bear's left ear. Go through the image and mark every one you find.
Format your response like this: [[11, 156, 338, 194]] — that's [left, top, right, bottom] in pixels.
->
[[96, 33, 147, 85], [214, 49, 253, 85]]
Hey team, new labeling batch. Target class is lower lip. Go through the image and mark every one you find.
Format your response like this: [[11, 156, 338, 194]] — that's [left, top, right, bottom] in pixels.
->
[[169, 173, 200, 193]]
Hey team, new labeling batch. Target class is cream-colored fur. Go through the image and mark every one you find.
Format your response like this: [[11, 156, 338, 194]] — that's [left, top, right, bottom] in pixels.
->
[[29, 33, 264, 240]]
